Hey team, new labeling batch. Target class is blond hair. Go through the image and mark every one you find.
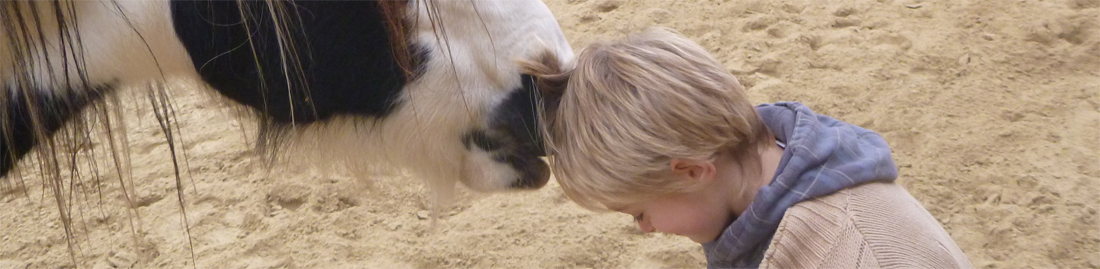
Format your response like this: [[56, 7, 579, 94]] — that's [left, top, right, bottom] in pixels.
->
[[523, 28, 773, 210]]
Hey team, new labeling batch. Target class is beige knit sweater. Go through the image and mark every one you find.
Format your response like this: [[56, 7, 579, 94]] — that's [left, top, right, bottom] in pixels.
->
[[760, 182, 973, 268]]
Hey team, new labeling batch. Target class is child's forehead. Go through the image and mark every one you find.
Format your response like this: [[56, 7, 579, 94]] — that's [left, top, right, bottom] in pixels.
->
[[601, 198, 646, 212], [595, 189, 682, 212], [605, 204, 628, 212], [594, 199, 629, 212]]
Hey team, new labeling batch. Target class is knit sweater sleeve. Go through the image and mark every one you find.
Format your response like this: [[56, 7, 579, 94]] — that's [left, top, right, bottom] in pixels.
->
[[760, 182, 973, 269]]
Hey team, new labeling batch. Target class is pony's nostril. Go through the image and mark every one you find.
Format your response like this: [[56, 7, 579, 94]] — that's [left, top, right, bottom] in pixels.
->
[[510, 158, 550, 189], [533, 160, 551, 186]]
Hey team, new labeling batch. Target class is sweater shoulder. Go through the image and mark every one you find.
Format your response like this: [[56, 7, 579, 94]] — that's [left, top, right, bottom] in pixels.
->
[[762, 182, 973, 269]]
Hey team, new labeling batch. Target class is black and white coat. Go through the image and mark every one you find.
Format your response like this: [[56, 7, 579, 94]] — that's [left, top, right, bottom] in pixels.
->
[[0, 1, 572, 196]]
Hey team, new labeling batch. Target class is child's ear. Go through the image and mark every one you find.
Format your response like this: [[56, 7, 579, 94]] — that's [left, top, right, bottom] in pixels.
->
[[670, 158, 716, 183]]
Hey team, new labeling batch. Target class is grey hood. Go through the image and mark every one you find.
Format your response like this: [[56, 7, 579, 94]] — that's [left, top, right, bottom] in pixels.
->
[[703, 102, 899, 268]]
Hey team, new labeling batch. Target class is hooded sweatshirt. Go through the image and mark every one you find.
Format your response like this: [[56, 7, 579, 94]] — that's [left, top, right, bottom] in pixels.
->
[[702, 102, 899, 268]]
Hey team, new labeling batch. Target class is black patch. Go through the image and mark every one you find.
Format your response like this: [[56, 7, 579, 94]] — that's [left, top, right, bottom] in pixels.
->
[[461, 74, 550, 189], [170, 1, 421, 123], [496, 74, 545, 156], [502, 154, 550, 189], [1, 84, 112, 176], [461, 129, 550, 190], [463, 129, 503, 152]]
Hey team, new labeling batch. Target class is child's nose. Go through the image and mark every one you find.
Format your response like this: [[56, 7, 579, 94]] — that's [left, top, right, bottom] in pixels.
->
[[637, 220, 656, 233]]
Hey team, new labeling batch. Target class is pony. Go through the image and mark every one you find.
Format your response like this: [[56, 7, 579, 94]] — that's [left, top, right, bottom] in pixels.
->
[[1, 0, 572, 255]]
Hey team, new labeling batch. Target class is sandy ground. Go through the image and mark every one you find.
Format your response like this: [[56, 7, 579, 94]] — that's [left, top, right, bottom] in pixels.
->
[[2, 0, 1098, 268]]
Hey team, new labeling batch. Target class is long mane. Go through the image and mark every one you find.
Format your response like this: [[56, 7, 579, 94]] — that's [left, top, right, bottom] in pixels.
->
[[1, 1, 132, 260]]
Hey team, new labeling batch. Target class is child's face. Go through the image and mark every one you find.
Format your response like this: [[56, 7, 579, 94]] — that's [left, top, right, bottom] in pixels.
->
[[613, 179, 734, 244], [609, 155, 763, 244]]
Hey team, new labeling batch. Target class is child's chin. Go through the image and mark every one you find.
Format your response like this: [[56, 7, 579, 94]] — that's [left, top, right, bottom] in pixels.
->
[[685, 236, 707, 244], [689, 233, 721, 244]]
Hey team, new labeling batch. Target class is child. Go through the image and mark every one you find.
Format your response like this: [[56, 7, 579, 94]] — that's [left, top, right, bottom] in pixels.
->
[[524, 28, 972, 268]]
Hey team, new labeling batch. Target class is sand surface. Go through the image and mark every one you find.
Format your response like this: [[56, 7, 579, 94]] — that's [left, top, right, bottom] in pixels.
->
[[2, 0, 1098, 268]]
